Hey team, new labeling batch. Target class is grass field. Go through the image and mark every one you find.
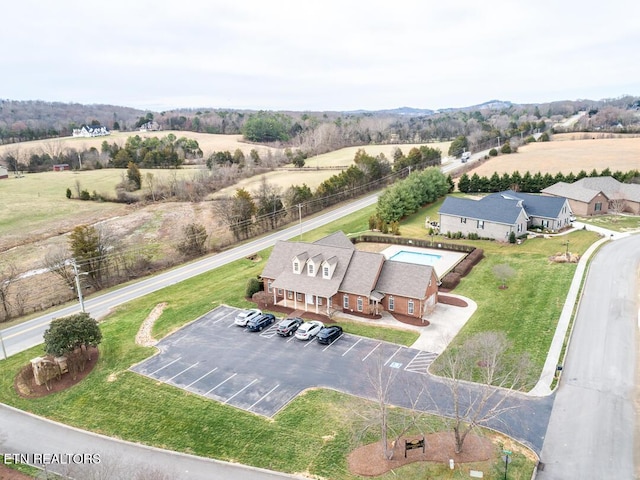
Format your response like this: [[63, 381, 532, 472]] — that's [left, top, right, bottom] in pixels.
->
[[470, 135, 640, 177], [0, 202, 537, 479], [0, 130, 279, 160]]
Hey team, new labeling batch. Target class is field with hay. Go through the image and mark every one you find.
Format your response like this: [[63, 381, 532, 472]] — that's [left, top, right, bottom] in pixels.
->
[[0, 130, 279, 160], [470, 134, 640, 177]]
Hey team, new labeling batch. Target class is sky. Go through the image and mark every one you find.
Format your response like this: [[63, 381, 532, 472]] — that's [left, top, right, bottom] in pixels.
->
[[2, 0, 639, 112]]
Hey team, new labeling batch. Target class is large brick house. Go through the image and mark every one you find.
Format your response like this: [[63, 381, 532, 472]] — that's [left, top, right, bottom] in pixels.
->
[[260, 232, 438, 319], [542, 176, 640, 215]]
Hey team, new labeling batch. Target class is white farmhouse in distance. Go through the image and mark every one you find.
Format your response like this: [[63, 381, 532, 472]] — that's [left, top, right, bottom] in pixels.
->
[[72, 125, 110, 137]]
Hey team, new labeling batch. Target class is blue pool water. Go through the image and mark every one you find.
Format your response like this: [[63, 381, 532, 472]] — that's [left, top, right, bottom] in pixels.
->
[[389, 250, 442, 266]]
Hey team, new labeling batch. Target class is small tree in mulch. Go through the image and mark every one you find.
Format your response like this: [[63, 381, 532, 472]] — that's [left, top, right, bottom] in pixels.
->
[[493, 263, 516, 289], [43, 312, 102, 379]]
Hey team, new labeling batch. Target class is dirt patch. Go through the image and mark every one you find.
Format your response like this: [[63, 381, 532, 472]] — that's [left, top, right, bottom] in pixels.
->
[[0, 464, 33, 480], [14, 347, 99, 399], [135, 302, 167, 347], [348, 432, 493, 476]]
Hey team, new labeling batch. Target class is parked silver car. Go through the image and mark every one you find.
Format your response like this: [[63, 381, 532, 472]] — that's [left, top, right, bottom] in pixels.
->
[[234, 308, 262, 327], [294, 320, 324, 340]]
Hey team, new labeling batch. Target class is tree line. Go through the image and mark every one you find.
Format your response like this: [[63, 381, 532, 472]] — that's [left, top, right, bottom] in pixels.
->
[[456, 167, 640, 194]]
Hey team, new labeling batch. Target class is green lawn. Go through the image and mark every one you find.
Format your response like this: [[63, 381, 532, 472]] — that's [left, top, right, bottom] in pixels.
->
[[577, 213, 640, 232]]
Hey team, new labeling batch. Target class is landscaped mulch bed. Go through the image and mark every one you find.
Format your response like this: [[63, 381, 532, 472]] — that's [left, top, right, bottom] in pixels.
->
[[348, 432, 494, 476]]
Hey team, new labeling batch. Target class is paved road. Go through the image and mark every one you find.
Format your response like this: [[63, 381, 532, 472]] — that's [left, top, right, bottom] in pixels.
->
[[0, 194, 378, 358], [0, 403, 306, 480], [538, 234, 639, 478]]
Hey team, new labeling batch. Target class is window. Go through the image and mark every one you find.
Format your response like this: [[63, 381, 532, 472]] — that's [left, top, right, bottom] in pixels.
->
[[357, 297, 363, 312], [595, 202, 602, 212], [388, 296, 395, 311], [461, 217, 467, 224], [477, 220, 484, 229], [296, 293, 302, 302], [287, 291, 293, 300], [343, 294, 349, 309], [267, 280, 273, 293], [308, 264, 314, 275], [317, 297, 323, 306], [293, 261, 300, 273], [542, 220, 549, 228], [408, 300, 414, 315], [323, 265, 329, 278], [277, 288, 283, 295]]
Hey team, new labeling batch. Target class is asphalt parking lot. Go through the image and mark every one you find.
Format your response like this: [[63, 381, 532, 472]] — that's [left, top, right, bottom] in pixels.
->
[[130, 305, 439, 417]]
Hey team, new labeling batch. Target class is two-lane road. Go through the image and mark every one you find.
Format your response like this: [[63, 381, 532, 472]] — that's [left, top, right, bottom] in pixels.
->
[[1, 194, 378, 357]]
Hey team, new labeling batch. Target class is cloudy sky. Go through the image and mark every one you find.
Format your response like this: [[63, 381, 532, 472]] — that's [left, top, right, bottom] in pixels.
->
[[3, 0, 639, 112]]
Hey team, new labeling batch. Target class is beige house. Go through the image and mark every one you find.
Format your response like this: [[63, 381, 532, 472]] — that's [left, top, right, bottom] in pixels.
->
[[260, 231, 438, 319], [542, 177, 640, 215]]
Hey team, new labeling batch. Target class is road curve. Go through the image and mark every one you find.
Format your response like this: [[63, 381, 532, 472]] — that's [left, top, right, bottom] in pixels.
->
[[538, 234, 639, 478]]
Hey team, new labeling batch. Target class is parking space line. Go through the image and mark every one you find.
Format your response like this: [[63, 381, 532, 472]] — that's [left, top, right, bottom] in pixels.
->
[[205, 373, 237, 395], [213, 311, 236, 325], [166, 362, 199, 382], [303, 338, 317, 347], [384, 346, 403, 366], [249, 384, 280, 411], [224, 379, 258, 404], [362, 343, 381, 361], [342, 337, 362, 356], [185, 367, 218, 388], [149, 357, 182, 376], [286, 336, 296, 343], [322, 335, 342, 351]]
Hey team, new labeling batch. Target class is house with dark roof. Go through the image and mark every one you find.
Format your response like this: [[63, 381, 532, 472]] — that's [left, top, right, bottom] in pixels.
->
[[438, 191, 572, 241], [542, 177, 640, 215], [260, 231, 438, 319]]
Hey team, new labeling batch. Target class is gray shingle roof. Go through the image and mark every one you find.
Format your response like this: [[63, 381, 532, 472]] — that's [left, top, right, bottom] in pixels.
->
[[340, 251, 385, 296], [439, 195, 526, 225], [541, 180, 609, 202], [313, 231, 355, 249], [486, 190, 568, 219], [375, 261, 434, 298]]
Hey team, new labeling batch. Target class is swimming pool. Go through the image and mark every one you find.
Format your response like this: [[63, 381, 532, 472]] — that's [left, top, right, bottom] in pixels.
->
[[389, 250, 442, 266]]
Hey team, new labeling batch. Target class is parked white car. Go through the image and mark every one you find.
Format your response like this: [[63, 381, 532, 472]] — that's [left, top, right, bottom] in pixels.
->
[[294, 320, 324, 340], [234, 308, 262, 327]]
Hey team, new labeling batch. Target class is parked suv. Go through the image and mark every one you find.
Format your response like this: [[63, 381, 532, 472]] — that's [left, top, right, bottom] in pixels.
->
[[246, 313, 276, 332], [294, 321, 324, 340], [276, 317, 304, 337], [317, 325, 343, 345], [234, 308, 262, 327]]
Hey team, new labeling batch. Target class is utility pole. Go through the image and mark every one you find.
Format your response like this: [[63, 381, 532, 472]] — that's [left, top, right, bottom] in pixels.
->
[[297, 204, 303, 240], [71, 259, 86, 313]]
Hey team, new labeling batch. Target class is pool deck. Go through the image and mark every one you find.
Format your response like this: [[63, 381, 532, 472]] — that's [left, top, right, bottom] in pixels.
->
[[380, 244, 465, 278]]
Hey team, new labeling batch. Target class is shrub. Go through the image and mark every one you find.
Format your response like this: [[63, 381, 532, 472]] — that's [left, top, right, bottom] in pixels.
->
[[509, 231, 517, 244], [79, 189, 91, 200], [466, 248, 484, 265], [245, 277, 263, 298], [66, 187, 72, 199], [489, 148, 498, 157], [440, 272, 461, 290], [501, 142, 512, 154]]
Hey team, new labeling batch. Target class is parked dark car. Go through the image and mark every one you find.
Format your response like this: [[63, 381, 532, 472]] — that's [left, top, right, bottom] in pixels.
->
[[276, 317, 304, 337], [316, 325, 343, 345], [246, 313, 276, 332]]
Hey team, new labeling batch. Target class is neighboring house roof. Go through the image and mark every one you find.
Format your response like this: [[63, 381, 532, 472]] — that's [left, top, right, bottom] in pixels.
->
[[375, 261, 434, 299], [340, 250, 385, 296], [439, 195, 527, 225], [486, 190, 568, 219], [544, 176, 640, 204]]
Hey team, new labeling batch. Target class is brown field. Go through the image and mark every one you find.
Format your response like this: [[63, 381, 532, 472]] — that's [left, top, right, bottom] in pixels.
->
[[470, 135, 640, 177], [0, 131, 279, 159]]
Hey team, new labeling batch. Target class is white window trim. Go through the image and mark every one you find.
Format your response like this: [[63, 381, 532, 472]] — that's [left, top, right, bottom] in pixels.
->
[[408, 299, 414, 315], [343, 294, 349, 309], [357, 297, 363, 312], [389, 296, 395, 311]]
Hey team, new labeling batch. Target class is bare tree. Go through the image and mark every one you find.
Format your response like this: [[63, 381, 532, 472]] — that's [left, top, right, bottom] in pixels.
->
[[608, 198, 627, 217], [0, 263, 19, 321], [431, 331, 531, 453], [492, 263, 516, 289], [354, 353, 427, 460], [43, 247, 75, 291]]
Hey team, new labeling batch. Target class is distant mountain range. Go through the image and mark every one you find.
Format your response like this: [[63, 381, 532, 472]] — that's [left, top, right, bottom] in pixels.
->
[[348, 100, 514, 116]]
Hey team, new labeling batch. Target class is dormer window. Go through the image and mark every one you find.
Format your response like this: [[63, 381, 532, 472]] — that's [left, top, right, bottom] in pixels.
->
[[293, 261, 300, 273], [308, 264, 314, 275], [323, 265, 329, 278], [321, 256, 337, 279], [292, 252, 308, 274]]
